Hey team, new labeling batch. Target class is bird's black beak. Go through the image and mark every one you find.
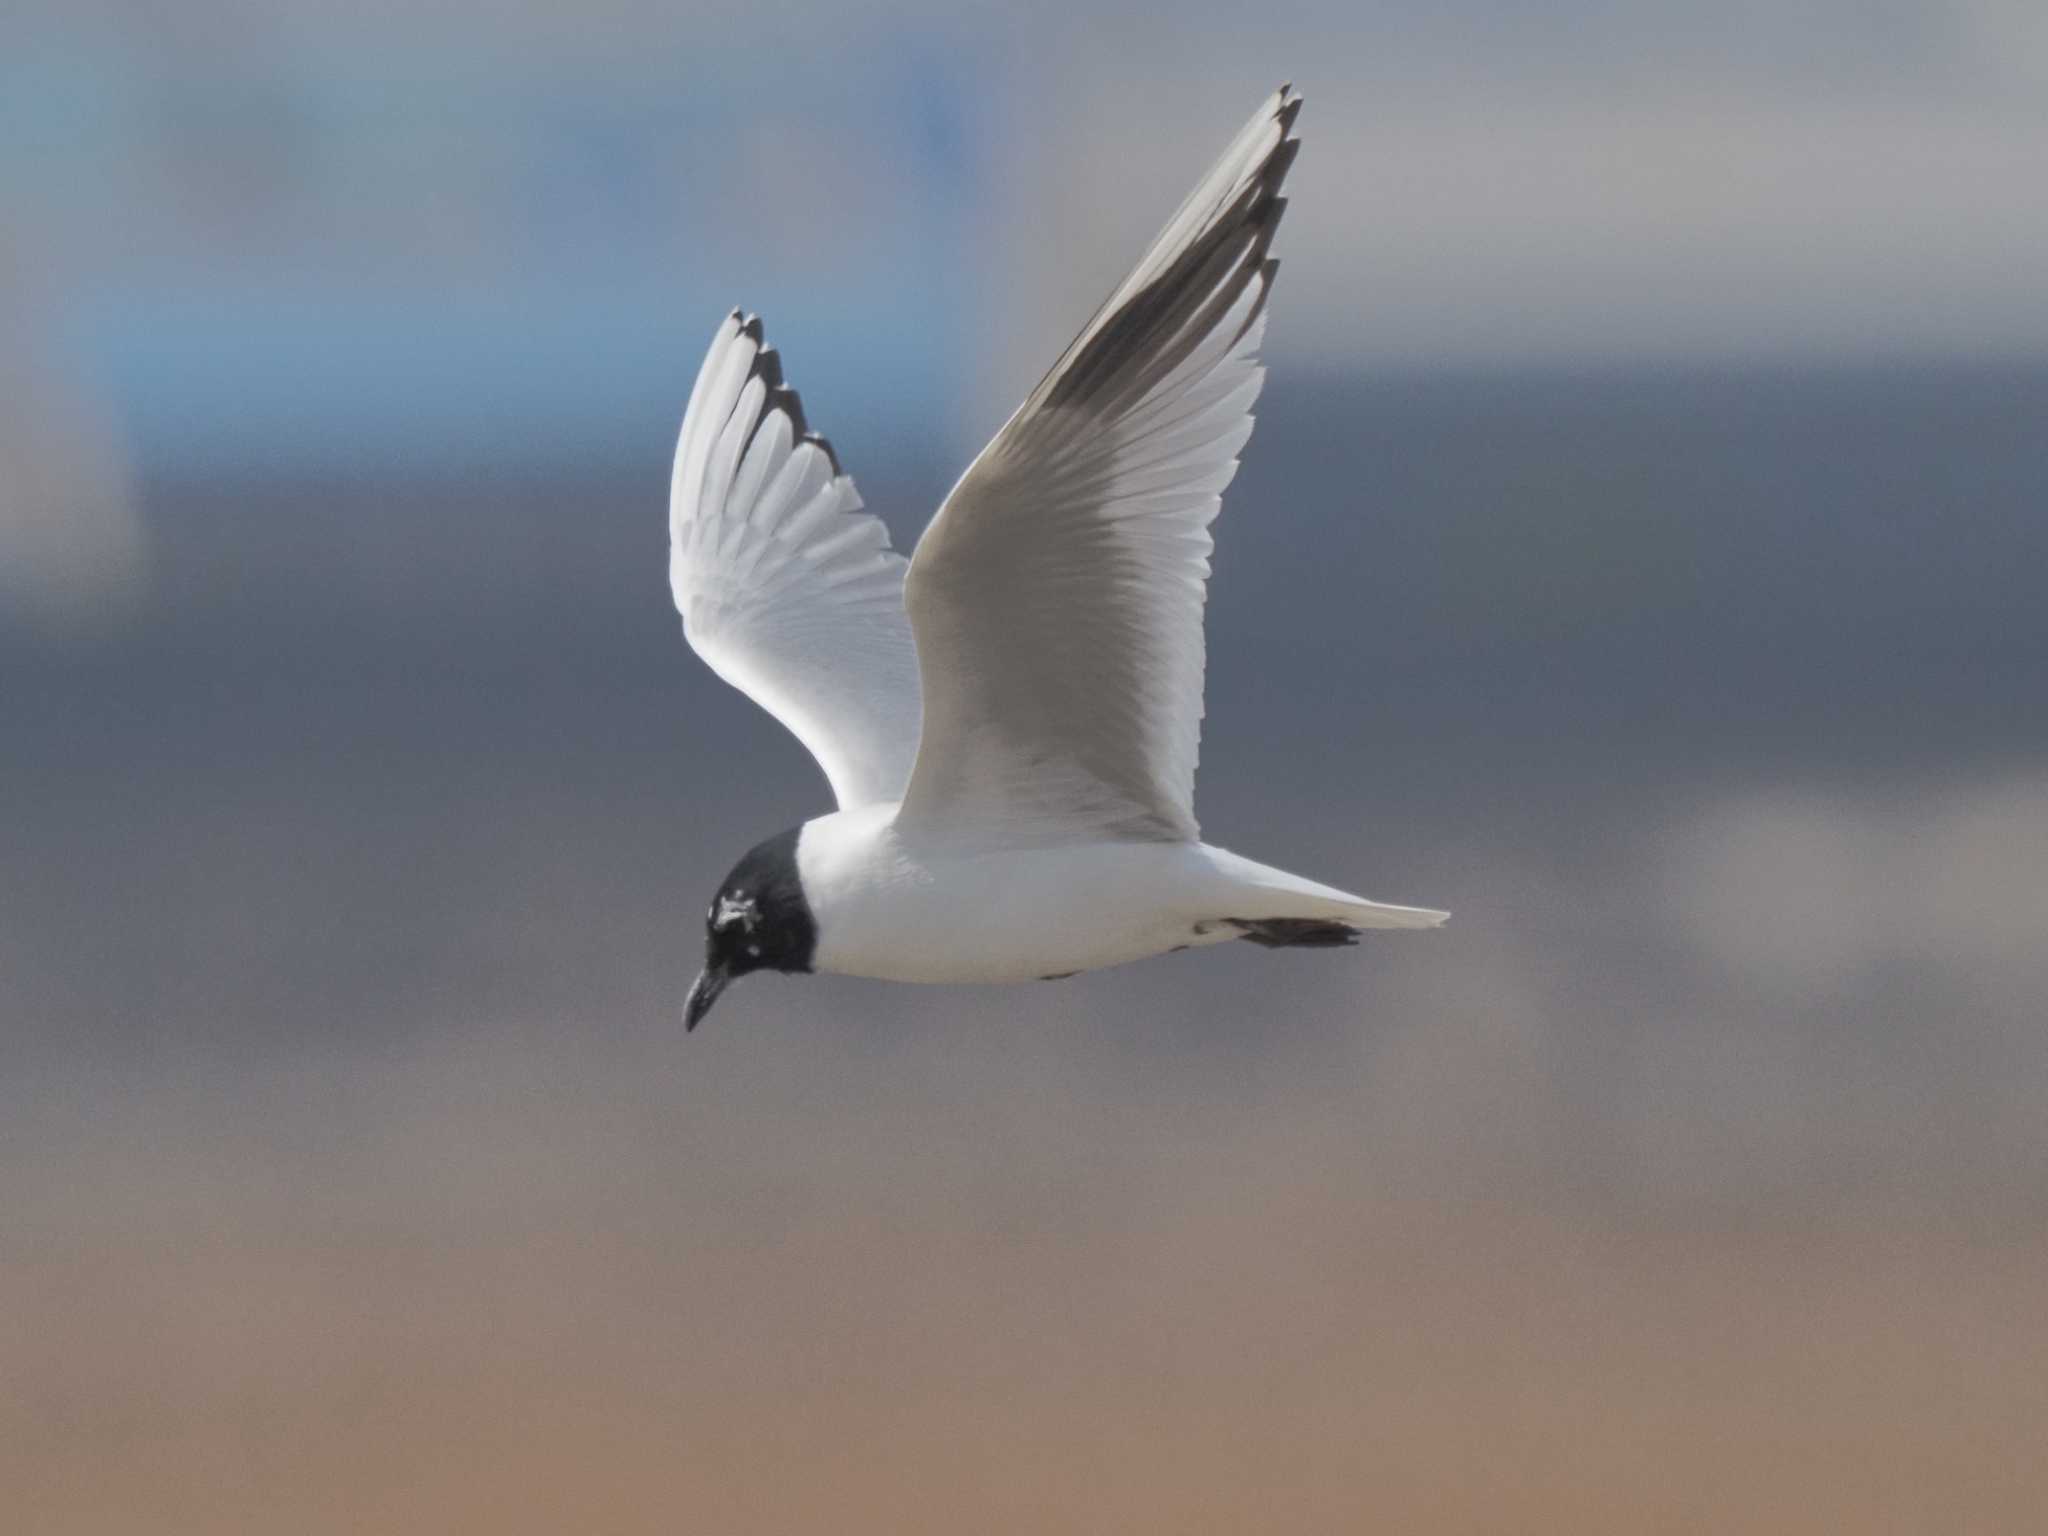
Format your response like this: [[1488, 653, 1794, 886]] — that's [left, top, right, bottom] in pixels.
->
[[684, 963, 730, 1032]]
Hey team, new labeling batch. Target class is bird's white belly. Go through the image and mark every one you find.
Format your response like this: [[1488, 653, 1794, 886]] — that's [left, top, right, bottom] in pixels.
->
[[798, 812, 1240, 984]]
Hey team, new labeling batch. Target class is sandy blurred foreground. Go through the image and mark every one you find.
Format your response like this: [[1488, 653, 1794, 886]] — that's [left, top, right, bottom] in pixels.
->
[[6, 772, 2047, 1534], [5, 1050, 2045, 1533]]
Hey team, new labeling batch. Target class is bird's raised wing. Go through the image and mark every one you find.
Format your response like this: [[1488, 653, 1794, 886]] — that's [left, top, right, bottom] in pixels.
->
[[898, 86, 1301, 844], [669, 312, 921, 810]]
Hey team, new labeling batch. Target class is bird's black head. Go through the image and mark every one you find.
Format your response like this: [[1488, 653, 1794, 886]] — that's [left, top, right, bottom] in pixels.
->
[[685, 826, 816, 1031]]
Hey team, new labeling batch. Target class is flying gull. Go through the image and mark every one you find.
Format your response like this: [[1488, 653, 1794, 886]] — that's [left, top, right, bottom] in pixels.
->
[[668, 86, 1446, 1030]]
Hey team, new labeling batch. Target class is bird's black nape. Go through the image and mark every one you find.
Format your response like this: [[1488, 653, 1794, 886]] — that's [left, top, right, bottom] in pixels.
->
[[688, 826, 816, 1031]]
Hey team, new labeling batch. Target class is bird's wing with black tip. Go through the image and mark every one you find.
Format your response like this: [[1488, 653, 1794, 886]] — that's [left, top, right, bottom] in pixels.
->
[[669, 312, 922, 810], [900, 86, 1301, 844]]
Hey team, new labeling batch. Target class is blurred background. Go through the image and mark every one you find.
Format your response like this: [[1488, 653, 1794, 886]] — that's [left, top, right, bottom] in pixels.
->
[[6, 2, 2047, 1530]]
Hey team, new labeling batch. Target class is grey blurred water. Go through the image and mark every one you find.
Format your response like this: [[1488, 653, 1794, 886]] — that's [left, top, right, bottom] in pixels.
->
[[6, 366, 2048, 1531]]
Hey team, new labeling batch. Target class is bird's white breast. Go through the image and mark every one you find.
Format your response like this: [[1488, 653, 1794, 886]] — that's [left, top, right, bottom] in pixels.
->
[[795, 807, 1242, 984]]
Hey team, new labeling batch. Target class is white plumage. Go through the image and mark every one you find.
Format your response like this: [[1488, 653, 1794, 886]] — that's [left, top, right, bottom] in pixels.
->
[[665, 86, 1445, 1025]]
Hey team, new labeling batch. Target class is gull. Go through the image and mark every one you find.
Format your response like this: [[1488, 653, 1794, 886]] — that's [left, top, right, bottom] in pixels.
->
[[670, 85, 1445, 1030]]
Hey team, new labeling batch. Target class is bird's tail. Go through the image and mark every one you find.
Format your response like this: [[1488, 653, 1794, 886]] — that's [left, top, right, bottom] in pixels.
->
[[1199, 845, 1449, 939]]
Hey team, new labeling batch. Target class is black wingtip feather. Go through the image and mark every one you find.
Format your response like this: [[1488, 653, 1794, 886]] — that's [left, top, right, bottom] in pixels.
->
[[803, 430, 842, 475], [1269, 134, 1302, 184], [1039, 89, 1301, 415], [721, 320, 849, 481], [752, 347, 838, 473], [1231, 255, 1282, 349], [777, 385, 811, 440]]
